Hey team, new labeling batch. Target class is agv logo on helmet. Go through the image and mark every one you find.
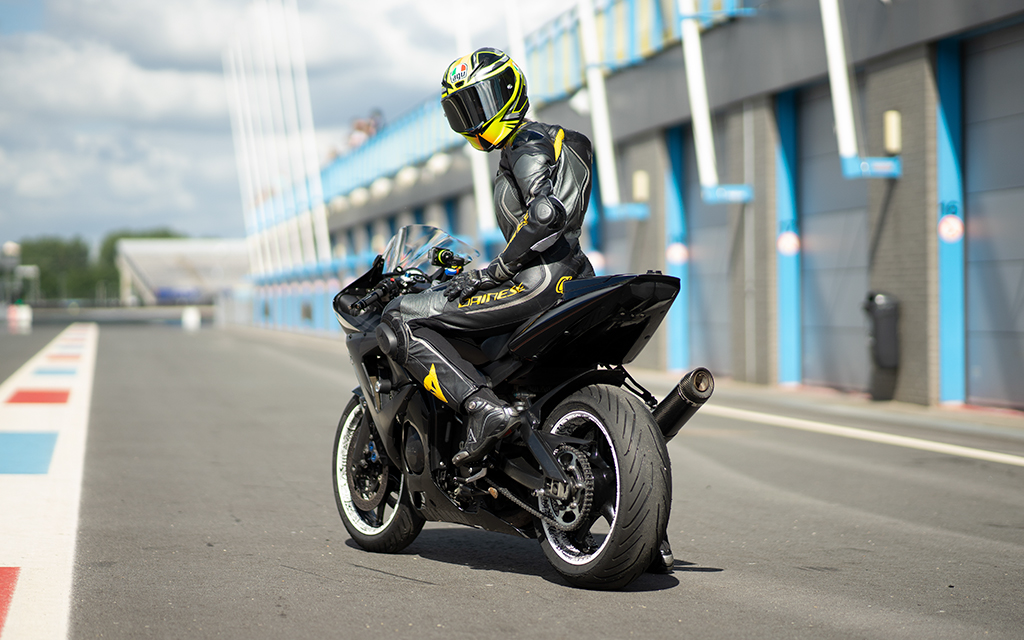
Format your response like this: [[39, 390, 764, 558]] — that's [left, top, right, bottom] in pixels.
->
[[451, 63, 468, 84]]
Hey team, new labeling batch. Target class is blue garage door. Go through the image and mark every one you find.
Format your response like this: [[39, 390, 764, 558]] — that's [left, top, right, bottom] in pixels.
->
[[964, 24, 1024, 409], [797, 83, 870, 392]]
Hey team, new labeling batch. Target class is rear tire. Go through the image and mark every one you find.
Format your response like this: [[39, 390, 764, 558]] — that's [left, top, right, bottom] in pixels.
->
[[538, 384, 671, 589], [332, 396, 424, 553]]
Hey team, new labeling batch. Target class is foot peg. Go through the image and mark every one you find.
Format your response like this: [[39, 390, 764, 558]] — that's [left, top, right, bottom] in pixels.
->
[[453, 468, 499, 500], [454, 467, 487, 485]]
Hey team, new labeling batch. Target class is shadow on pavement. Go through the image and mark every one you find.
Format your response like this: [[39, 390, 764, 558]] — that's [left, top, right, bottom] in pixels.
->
[[345, 528, 725, 592], [674, 560, 724, 573]]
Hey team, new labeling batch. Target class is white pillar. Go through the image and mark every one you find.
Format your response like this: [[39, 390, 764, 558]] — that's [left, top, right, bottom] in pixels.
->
[[237, 37, 284, 274], [679, 0, 720, 191], [254, 2, 306, 270], [504, 3, 530, 82], [118, 255, 132, 305], [819, 0, 859, 161], [577, 0, 621, 207], [223, 48, 266, 277], [453, 0, 496, 238], [285, 0, 333, 265], [266, 0, 318, 267], [468, 146, 496, 237], [240, 30, 290, 273]]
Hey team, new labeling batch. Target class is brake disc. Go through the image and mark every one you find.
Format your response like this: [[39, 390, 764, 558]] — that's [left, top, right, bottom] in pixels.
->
[[347, 420, 388, 512]]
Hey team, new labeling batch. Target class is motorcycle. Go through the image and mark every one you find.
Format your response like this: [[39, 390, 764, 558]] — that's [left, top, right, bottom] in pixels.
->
[[330, 224, 713, 589]]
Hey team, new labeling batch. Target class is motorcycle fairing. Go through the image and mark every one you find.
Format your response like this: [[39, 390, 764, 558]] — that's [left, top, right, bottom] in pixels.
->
[[399, 389, 538, 539], [345, 331, 415, 465], [507, 273, 680, 365], [333, 255, 391, 332], [344, 325, 540, 538]]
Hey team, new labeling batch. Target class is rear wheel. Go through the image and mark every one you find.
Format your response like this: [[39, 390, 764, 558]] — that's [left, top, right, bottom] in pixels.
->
[[538, 384, 671, 589], [332, 396, 424, 552]]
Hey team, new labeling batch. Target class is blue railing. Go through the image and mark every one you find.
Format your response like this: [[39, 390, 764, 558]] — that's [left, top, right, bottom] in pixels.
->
[[320, 98, 463, 203]]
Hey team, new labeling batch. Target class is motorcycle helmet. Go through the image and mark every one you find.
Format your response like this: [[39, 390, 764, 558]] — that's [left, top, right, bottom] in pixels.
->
[[441, 47, 529, 152]]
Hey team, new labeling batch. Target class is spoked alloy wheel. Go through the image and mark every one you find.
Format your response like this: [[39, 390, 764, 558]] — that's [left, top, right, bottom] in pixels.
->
[[539, 384, 671, 589], [332, 396, 424, 552]]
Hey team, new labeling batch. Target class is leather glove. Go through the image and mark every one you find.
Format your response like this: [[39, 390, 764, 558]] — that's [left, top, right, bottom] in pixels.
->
[[444, 265, 502, 302]]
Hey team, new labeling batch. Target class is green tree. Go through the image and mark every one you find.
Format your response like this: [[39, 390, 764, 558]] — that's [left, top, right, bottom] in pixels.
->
[[16, 228, 187, 302], [18, 236, 96, 300]]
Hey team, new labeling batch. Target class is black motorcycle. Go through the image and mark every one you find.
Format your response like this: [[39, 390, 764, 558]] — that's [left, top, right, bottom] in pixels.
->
[[331, 225, 713, 589]]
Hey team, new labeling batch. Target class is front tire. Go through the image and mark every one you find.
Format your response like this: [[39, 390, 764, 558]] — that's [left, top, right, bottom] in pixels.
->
[[332, 396, 424, 553], [538, 384, 671, 589]]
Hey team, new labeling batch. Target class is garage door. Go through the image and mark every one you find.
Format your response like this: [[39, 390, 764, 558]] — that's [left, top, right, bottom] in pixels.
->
[[684, 124, 732, 377], [797, 83, 870, 392], [964, 23, 1024, 409]]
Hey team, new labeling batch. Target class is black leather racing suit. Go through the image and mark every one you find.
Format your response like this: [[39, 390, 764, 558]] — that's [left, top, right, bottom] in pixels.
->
[[381, 121, 594, 408]]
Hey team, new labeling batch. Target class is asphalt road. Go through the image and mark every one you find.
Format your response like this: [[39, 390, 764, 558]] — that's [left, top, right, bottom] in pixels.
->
[[4, 324, 1023, 639]]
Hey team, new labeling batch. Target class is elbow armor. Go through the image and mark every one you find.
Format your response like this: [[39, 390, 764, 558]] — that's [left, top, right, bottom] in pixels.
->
[[526, 195, 566, 252], [492, 194, 568, 280]]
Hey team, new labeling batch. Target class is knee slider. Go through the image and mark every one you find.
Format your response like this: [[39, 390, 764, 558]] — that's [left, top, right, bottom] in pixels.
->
[[377, 310, 412, 363]]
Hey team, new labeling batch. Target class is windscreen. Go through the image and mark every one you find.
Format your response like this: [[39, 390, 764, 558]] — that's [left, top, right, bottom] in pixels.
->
[[380, 225, 479, 274]]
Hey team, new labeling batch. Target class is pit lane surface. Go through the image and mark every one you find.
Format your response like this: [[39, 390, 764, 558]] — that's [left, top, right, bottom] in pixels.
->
[[4, 324, 1023, 639]]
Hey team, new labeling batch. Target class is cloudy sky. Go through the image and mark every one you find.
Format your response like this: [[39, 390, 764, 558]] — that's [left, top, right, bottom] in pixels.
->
[[0, 0, 576, 251]]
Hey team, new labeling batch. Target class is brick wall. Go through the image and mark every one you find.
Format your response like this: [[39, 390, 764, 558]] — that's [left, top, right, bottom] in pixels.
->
[[865, 45, 940, 405]]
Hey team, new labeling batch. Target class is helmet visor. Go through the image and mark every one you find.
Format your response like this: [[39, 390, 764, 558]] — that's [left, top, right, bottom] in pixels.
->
[[442, 68, 518, 134]]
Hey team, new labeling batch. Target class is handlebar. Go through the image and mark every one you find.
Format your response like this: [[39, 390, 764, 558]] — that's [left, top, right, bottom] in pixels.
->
[[350, 279, 395, 314], [349, 290, 381, 314], [348, 270, 429, 315]]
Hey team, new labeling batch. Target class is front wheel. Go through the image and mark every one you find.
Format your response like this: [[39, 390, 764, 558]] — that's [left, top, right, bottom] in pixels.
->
[[538, 384, 671, 589], [332, 396, 424, 553]]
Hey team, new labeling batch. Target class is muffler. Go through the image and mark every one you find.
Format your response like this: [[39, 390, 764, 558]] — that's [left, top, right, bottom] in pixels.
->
[[653, 367, 715, 442]]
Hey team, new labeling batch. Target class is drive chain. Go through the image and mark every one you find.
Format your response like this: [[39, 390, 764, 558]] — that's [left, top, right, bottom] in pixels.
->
[[484, 478, 575, 532], [485, 446, 594, 534]]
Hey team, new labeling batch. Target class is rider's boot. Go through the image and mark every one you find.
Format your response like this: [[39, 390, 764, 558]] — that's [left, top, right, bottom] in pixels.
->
[[647, 536, 675, 574], [452, 388, 519, 467]]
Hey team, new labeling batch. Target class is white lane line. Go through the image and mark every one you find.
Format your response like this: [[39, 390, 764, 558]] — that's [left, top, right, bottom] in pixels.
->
[[701, 405, 1024, 468], [0, 323, 98, 640]]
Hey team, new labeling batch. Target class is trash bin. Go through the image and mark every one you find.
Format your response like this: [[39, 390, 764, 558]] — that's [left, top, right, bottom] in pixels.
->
[[863, 292, 899, 370]]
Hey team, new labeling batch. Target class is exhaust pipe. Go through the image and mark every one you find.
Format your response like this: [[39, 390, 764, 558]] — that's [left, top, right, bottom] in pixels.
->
[[653, 367, 714, 442]]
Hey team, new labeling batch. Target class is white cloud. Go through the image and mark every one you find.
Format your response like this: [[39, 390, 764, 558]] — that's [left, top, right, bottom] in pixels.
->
[[16, 171, 63, 199], [0, 147, 16, 186], [0, 0, 579, 246], [2, 146, 85, 200], [0, 33, 226, 123], [0, 127, 240, 240], [48, 0, 248, 68], [297, 0, 577, 86]]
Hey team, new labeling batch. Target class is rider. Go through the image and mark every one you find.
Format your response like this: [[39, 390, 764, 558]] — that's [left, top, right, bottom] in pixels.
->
[[379, 47, 594, 468]]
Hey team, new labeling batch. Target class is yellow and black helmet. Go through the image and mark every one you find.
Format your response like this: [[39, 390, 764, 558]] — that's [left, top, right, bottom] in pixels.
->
[[441, 47, 529, 152]]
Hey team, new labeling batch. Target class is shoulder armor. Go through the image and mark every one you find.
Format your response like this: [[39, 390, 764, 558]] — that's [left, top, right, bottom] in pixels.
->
[[510, 126, 546, 150]]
